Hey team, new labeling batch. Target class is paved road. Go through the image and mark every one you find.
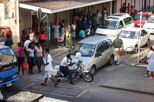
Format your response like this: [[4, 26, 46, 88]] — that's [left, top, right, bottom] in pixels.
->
[[2, 35, 154, 102]]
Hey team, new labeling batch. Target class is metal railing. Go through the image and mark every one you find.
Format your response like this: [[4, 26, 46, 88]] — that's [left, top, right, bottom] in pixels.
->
[[124, 47, 149, 66]]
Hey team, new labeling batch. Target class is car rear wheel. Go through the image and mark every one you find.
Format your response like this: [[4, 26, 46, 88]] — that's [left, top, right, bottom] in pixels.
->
[[90, 65, 96, 76], [109, 56, 114, 65], [146, 39, 150, 46]]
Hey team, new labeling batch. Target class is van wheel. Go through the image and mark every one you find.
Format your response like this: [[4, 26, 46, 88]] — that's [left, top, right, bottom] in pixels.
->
[[90, 65, 96, 76], [109, 56, 114, 65], [146, 39, 150, 46]]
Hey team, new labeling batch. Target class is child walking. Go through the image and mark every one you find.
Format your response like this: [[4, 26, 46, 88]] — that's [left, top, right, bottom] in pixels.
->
[[17, 42, 24, 75], [41, 48, 58, 87]]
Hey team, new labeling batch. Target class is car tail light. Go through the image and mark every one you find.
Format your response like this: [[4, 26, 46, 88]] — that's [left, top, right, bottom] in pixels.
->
[[13, 72, 18, 78]]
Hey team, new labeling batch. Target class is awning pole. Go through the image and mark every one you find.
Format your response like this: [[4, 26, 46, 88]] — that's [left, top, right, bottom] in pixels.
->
[[70, 10, 72, 49], [47, 14, 49, 50], [102, 3, 104, 22]]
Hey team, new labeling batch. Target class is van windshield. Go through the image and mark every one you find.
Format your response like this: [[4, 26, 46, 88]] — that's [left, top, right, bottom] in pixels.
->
[[70, 43, 96, 57], [99, 20, 119, 29], [0, 48, 16, 66]]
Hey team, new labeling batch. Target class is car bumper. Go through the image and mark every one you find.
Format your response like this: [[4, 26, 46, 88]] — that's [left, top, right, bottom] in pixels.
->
[[124, 47, 135, 52], [0, 77, 19, 88]]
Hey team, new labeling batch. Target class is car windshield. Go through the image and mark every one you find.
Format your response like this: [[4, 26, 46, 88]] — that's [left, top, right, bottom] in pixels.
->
[[99, 20, 119, 29], [120, 30, 138, 39], [147, 17, 154, 23], [134, 14, 147, 20], [70, 43, 96, 57], [0, 48, 16, 65]]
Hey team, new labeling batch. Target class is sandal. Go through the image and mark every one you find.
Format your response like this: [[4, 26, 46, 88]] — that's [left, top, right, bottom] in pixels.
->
[[144, 74, 148, 77], [40, 83, 47, 86], [150, 77, 154, 79], [54, 83, 58, 87]]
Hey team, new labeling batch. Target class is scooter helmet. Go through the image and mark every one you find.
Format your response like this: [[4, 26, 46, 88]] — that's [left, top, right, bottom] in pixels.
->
[[76, 52, 81, 60]]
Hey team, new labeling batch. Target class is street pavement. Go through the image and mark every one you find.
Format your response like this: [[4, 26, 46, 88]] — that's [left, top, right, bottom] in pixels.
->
[[1, 35, 154, 102]]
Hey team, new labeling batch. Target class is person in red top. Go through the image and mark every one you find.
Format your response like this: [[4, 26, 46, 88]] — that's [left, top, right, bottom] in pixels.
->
[[131, 6, 135, 18], [40, 28, 46, 48], [120, 6, 125, 13]]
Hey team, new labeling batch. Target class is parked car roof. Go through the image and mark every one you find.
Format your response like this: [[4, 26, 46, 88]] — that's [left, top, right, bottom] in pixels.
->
[[106, 13, 132, 21], [79, 36, 110, 44]]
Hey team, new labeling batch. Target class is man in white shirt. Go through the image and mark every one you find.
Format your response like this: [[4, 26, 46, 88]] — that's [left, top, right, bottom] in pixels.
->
[[23, 36, 31, 55], [60, 54, 75, 85], [41, 48, 58, 87]]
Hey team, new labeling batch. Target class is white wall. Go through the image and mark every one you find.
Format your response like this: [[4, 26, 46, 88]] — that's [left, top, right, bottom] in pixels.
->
[[0, 4, 9, 26]]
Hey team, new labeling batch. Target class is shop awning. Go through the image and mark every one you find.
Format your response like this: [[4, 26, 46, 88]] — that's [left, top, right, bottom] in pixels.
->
[[19, 0, 113, 14]]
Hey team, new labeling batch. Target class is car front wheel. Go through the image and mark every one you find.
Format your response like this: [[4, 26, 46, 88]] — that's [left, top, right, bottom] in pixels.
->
[[90, 65, 96, 76]]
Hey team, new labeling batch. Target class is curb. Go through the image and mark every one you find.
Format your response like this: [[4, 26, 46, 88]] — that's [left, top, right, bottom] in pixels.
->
[[52, 50, 69, 59], [100, 85, 154, 95]]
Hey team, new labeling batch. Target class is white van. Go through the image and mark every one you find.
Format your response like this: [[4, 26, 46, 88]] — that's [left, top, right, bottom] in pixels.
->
[[96, 13, 134, 38]]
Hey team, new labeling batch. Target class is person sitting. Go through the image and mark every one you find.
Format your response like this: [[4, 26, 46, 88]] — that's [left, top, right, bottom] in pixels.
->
[[79, 28, 86, 39], [60, 54, 75, 85]]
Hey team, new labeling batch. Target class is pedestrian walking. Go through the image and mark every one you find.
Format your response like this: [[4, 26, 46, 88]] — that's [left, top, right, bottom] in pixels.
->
[[142, 46, 154, 79], [112, 34, 124, 65], [35, 42, 44, 73], [17, 42, 24, 75], [52, 22, 60, 47], [64, 22, 71, 48], [127, 3, 131, 14], [21, 30, 27, 45], [41, 48, 58, 87], [104, 8, 108, 19], [4, 34, 13, 48], [27, 43, 35, 74]]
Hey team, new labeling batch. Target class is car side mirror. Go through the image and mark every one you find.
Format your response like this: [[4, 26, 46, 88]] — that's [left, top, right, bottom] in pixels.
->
[[118, 25, 123, 29], [95, 53, 102, 57]]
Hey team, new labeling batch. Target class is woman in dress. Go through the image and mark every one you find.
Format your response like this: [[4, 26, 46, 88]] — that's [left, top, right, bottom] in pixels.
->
[[72, 21, 76, 41], [142, 46, 154, 78], [35, 42, 44, 73], [52, 22, 60, 47]]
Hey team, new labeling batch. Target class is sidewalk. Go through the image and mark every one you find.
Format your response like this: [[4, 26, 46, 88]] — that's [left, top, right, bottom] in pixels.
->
[[96, 64, 154, 95]]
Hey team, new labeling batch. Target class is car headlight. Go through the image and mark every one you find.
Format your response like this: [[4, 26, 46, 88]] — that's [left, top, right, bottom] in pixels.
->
[[13, 72, 18, 78], [84, 64, 89, 69], [0, 78, 2, 83]]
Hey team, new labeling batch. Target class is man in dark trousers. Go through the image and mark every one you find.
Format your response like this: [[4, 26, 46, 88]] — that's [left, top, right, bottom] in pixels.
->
[[4, 34, 13, 48], [112, 34, 123, 65]]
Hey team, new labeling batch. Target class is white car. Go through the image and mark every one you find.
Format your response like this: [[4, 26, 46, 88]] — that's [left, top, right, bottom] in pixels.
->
[[118, 27, 150, 51], [143, 16, 154, 34], [96, 13, 134, 38], [70, 36, 114, 75]]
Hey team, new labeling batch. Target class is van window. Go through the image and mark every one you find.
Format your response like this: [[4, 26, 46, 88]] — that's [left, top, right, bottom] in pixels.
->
[[123, 17, 133, 25]]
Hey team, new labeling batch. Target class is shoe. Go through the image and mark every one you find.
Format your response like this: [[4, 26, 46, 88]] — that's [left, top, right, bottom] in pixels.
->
[[40, 83, 47, 86], [70, 82, 75, 85]]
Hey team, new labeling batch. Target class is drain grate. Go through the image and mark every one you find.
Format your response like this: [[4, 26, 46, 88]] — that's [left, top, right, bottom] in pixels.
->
[[24, 83, 83, 97]]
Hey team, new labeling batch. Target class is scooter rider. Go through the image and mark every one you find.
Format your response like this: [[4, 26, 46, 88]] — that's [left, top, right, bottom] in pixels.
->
[[60, 54, 75, 85]]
